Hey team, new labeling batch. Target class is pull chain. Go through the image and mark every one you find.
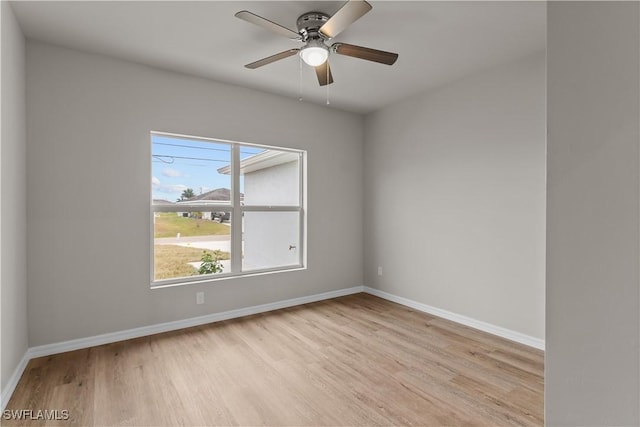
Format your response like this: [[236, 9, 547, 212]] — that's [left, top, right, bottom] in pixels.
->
[[298, 54, 303, 102], [326, 62, 330, 105]]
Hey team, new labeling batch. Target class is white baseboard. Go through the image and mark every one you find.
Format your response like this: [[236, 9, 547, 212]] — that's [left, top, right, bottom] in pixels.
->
[[1, 285, 364, 409], [1, 352, 30, 410], [28, 286, 365, 359], [363, 287, 545, 350]]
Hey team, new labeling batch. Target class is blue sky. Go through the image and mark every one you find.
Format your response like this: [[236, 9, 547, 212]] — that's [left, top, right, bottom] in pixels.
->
[[151, 134, 262, 202]]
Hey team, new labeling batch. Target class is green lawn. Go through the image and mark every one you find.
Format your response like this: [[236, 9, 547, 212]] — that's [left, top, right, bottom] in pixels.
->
[[154, 213, 230, 238], [154, 245, 230, 280]]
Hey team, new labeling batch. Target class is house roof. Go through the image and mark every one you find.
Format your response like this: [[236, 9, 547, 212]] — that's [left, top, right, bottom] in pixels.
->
[[188, 188, 231, 201], [152, 199, 174, 205], [217, 150, 299, 175]]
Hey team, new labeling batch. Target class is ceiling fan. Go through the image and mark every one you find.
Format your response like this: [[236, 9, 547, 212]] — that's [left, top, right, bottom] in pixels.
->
[[235, 0, 399, 86]]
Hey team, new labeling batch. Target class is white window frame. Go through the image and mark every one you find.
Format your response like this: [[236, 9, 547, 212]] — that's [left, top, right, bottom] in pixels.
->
[[150, 131, 306, 288]]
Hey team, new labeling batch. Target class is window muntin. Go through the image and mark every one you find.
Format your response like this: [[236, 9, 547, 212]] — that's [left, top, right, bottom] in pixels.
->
[[151, 132, 304, 286]]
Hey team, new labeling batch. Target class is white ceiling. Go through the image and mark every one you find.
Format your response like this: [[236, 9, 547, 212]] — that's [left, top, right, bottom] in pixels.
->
[[11, 1, 546, 114]]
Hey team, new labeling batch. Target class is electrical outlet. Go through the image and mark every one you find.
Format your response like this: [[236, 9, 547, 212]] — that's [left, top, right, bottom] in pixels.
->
[[377, 266, 383, 276], [196, 291, 205, 305]]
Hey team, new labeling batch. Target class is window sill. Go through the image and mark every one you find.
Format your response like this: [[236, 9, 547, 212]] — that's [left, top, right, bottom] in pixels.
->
[[150, 265, 306, 289]]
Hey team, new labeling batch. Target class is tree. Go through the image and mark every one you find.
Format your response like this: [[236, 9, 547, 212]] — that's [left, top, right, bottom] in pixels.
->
[[178, 188, 195, 201]]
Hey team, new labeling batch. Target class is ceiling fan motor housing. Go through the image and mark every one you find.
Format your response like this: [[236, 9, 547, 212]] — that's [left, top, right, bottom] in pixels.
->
[[297, 12, 330, 41]]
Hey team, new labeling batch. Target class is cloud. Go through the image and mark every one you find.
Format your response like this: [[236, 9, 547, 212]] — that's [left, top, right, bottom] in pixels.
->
[[159, 184, 188, 194], [162, 168, 183, 178], [152, 176, 187, 194]]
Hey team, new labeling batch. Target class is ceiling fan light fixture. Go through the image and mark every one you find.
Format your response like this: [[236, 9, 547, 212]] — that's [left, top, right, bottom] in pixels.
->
[[300, 41, 329, 67]]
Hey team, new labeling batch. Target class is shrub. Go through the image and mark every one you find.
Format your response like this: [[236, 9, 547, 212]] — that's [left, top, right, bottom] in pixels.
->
[[198, 250, 223, 275]]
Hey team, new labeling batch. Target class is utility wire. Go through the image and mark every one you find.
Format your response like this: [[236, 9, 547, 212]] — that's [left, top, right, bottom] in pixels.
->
[[152, 141, 231, 153], [153, 155, 230, 163], [153, 141, 263, 156], [152, 160, 217, 168], [152, 155, 175, 164]]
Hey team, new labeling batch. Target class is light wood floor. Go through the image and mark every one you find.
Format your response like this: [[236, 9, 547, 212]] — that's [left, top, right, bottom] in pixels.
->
[[6, 294, 543, 426]]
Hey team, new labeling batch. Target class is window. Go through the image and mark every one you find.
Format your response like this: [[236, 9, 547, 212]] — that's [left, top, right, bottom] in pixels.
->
[[151, 132, 305, 286]]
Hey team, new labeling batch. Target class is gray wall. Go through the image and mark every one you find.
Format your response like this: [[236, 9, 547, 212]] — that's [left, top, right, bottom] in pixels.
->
[[546, 2, 640, 425], [364, 52, 546, 340], [26, 42, 364, 346], [1, 1, 28, 391]]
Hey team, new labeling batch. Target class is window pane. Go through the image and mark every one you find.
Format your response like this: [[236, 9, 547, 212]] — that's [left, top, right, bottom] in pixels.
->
[[150, 132, 306, 285], [153, 211, 232, 280], [243, 211, 300, 271], [239, 147, 300, 206], [152, 135, 232, 206]]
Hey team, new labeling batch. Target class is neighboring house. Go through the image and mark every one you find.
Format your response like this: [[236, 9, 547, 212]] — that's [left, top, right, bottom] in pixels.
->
[[218, 150, 300, 270], [176, 188, 234, 221]]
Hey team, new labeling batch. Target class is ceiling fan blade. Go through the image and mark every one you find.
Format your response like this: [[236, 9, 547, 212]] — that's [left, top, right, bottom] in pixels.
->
[[332, 43, 398, 65], [245, 49, 300, 69], [315, 61, 334, 86], [319, 0, 372, 39], [235, 11, 301, 40]]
